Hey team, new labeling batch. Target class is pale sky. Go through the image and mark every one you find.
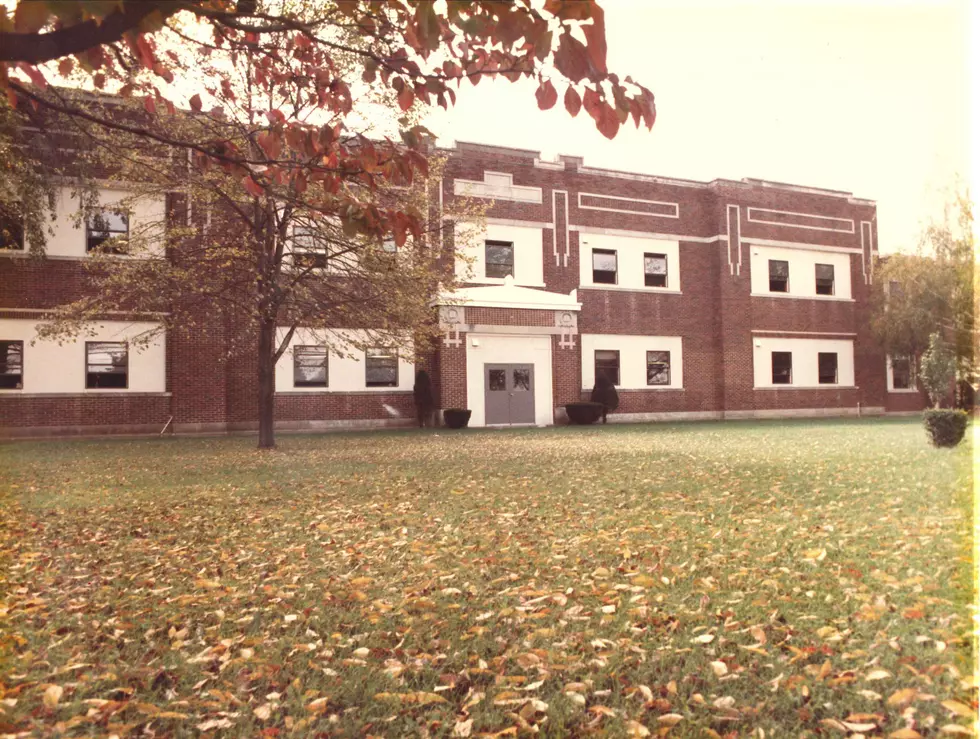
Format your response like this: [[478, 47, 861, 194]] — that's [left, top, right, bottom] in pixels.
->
[[428, 0, 973, 253]]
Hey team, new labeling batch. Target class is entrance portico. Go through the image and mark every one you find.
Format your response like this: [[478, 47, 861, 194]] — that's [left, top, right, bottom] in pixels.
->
[[436, 278, 581, 427]]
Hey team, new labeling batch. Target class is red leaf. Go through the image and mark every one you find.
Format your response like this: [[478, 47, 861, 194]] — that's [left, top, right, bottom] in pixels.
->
[[638, 87, 656, 129], [57, 58, 74, 78], [189, 94, 202, 112], [242, 176, 264, 197], [553, 31, 593, 83], [535, 79, 557, 110], [257, 131, 282, 160], [397, 84, 415, 112], [581, 3, 608, 76], [564, 86, 581, 117], [582, 87, 602, 122], [596, 103, 620, 140], [143, 95, 157, 115]]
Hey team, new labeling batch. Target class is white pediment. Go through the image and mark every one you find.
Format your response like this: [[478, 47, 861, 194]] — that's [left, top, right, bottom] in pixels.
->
[[437, 276, 580, 311]]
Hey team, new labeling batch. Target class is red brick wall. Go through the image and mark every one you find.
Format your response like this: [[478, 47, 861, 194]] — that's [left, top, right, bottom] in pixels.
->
[[0, 394, 171, 436]]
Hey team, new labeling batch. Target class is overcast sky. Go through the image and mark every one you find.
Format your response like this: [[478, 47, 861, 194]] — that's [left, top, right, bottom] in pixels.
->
[[427, 0, 973, 253]]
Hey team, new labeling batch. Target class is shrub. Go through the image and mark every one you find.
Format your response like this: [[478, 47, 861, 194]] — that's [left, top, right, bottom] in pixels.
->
[[442, 408, 471, 429], [413, 370, 435, 427], [923, 408, 968, 447], [564, 402, 605, 425], [919, 332, 956, 408], [590, 376, 619, 424]]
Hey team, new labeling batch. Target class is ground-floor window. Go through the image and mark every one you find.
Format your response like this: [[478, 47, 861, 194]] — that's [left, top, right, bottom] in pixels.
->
[[86, 342, 129, 388], [594, 349, 620, 385], [890, 356, 912, 390], [293, 346, 328, 387], [0, 340, 23, 388], [365, 348, 398, 387], [818, 352, 838, 384], [771, 351, 792, 384], [646, 350, 670, 385]]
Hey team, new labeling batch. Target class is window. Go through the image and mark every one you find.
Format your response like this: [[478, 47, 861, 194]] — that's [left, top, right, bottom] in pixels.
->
[[293, 225, 328, 269], [293, 346, 328, 387], [86, 209, 129, 253], [485, 240, 514, 279], [815, 264, 835, 295], [771, 351, 792, 384], [644, 253, 668, 288], [0, 203, 24, 250], [365, 348, 398, 387], [646, 350, 671, 385], [0, 341, 23, 389], [891, 356, 912, 390], [594, 350, 620, 385], [818, 352, 838, 384], [768, 260, 789, 292], [85, 341, 128, 388], [592, 249, 617, 284]]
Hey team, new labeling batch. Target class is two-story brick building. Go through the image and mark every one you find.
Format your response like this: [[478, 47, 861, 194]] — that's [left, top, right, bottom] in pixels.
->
[[0, 140, 925, 437]]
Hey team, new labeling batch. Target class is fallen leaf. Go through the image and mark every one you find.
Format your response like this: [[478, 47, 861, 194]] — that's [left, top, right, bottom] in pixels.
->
[[42, 685, 63, 709]]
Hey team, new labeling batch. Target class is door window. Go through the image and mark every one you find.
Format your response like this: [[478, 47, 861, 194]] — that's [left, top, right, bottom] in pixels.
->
[[488, 368, 506, 391], [513, 368, 530, 391]]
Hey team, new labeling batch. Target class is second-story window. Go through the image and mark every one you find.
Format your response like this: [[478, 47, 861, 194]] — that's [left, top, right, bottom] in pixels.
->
[[818, 352, 838, 384], [292, 225, 329, 269], [644, 253, 668, 287], [86, 209, 129, 254], [815, 264, 835, 295], [768, 260, 789, 292], [592, 249, 617, 284], [485, 240, 514, 278], [0, 203, 25, 250], [646, 350, 671, 385]]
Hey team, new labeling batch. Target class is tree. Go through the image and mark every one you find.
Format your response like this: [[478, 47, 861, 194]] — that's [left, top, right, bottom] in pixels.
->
[[871, 189, 977, 405], [919, 332, 956, 408], [5, 1, 656, 448]]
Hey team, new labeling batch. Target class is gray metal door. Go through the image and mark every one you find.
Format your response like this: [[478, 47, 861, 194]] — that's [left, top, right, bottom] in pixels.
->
[[484, 364, 535, 425]]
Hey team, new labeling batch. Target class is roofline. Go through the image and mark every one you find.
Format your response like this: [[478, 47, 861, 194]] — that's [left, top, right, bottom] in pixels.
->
[[439, 139, 876, 204]]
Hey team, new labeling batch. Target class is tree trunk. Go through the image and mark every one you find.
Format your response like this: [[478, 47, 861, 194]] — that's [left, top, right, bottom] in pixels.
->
[[257, 318, 277, 449]]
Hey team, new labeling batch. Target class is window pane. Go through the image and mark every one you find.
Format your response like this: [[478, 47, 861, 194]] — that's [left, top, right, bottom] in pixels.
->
[[769, 260, 789, 278], [892, 357, 911, 389], [646, 350, 670, 385], [644, 253, 667, 287], [592, 250, 617, 272], [771, 351, 792, 384], [485, 241, 514, 279], [815, 263, 835, 295], [513, 368, 530, 391], [86, 209, 129, 253], [488, 369, 506, 391], [818, 352, 838, 384]]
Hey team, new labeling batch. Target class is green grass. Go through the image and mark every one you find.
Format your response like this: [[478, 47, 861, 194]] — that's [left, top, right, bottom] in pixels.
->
[[0, 419, 975, 737]]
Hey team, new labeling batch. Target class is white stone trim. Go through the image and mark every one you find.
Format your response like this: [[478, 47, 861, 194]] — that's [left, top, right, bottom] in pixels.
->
[[723, 407, 871, 419], [749, 293, 855, 302], [752, 385, 859, 390], [486, 216, 555, 230], [437, 278, 581, 312], [577, 192, 679, 219], [453, 171, 543, 204], [746, 207, 855, 234], [745, 238, 862, 254], [533, 158, 565, 171], [578, 286, 683, 295], [751, 329, 857, 337], [570, 224, 727, 243], [577, 166, 708, 189], [602, 410, 723, 423]]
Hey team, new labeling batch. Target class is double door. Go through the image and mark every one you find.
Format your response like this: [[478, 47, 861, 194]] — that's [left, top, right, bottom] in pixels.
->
[[484, 364, 535, 425]]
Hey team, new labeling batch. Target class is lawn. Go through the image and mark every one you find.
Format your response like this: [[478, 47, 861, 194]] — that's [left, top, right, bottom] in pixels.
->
[[0, 419, 975, 738]]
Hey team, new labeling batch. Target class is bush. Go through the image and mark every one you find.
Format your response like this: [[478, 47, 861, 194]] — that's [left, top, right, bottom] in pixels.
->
[[564, 402, 605, 425], [923, 408, 969, 447], [413, 370, 435, 427], [590, 376, 619, 424], [442, 408, 471, 429]]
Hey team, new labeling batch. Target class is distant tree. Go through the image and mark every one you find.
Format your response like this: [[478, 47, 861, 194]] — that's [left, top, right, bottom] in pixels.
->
[[919, 332, 957, 409], [871, 189, 977, 404], [590, 375, 619, 424], [412, 369, 434, 428]]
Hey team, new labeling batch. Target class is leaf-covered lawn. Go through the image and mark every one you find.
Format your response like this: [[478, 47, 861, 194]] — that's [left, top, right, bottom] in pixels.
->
[[0, 419, 975, 738]]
